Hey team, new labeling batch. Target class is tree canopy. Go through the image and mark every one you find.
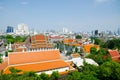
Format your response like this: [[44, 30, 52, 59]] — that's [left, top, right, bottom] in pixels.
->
[[102, 38, 120, 50], [5, 35, 27, 44], [0, 53, 3, 63], [75, 35, 82, 39]]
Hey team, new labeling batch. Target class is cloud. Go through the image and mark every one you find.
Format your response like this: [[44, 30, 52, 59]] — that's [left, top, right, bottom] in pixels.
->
[[20, 2, 28, 5]]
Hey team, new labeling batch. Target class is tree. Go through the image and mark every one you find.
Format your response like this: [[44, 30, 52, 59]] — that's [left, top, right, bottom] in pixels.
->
[[90, 47, 97, 54], [75, 47, 78, 53], [76, 35, 82, 39], [6, 35, 15, 44], [94, 38, 101, 45], [102, 38, 120, 50], [99, 61, 120, 80], [80, 74, 98, 80], [0, 53, 3, 63], [40, 73, 50, 80], [87, 48, 112, 65], [66, 71, 81, 80], [15, 36, 23, 42], [18, 71, 41, 80], [9, 67, 21, 74], [50, 71, 60, 80]]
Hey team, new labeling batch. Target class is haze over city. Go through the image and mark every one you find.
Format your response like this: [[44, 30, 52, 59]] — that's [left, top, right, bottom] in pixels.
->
[[0, 0, 120, 32]]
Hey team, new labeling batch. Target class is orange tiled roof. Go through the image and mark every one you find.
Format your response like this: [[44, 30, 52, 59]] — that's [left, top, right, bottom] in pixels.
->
[[8, 50, 61, 65], [69, 43, 81, 47], [0, 58, 8, 71], [84, 44, 94, 53], [63, 38, 75, 44], [71, 53, 80, 58], [84, 44, 99, 53], [4, 60, 69, 74], [31, 35, 49, 41], [66, 61, 75, 70], [30, 34, 53, 49], [108, 50, 120, 62]]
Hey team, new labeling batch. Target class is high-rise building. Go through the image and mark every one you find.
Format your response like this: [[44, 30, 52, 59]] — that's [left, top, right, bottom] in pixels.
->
[[15, 23, 29, 35], [95, 30, 98, 35], [117, 28, 120, 35], [6, 26, 14, 33]]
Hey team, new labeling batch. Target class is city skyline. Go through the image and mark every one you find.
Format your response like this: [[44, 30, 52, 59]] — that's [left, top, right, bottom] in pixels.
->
[[0, 0, 120, 32]]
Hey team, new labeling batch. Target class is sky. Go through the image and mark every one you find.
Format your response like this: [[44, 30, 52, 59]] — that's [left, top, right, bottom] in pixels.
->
[[0, 0, 120, 32]]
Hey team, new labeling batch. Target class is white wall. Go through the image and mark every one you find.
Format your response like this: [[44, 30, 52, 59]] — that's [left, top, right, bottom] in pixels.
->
[[37, 67, 69, 75]]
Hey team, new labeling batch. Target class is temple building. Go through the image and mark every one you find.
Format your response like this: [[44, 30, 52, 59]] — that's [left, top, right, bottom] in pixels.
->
[[0, 49, 73, 74], [30, 34, 53, 49]]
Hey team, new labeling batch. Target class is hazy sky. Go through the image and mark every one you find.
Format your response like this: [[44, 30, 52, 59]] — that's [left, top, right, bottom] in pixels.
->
[[0, 0, 120, 32]]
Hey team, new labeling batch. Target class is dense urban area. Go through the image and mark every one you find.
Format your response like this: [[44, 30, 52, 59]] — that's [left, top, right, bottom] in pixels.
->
[[0, 24, 120, 80]]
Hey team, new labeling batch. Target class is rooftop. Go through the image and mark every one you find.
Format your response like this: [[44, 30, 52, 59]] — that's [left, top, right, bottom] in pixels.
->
[[4, 60, 68, 74], [8, 49, 61, 65]]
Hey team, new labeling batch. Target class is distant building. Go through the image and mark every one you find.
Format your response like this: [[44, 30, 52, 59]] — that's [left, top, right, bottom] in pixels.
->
[[15, 23, 29, 35], [63, 27, 68, 33], [95, 30, 98, 35], [117, 28, 120, 35], [6, 26, 14, 33]]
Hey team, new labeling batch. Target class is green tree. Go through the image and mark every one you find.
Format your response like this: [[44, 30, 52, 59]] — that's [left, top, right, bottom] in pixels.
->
[[15, 36, 23, 42], [99, 61, 120, 80], [90, 47, 97, 54], [6, 35, 15, 44], [76, 35, 82, 39], [94, 38, 101, 45], [17, 71, 41, 80], [87, 48, 112, 65], [40, 73, 50, 80], [66, 71, 81, 80], [75, 47, 78, 53], [102, 38, 120, 50], [9, 67, 21, 74], [0, 53, 3, 63], [50, 71, 60, 80]]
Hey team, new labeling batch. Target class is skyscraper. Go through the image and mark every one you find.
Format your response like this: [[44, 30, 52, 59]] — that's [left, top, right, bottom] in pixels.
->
[[117, 28, 120, 35], [6, 26, 14, 33]]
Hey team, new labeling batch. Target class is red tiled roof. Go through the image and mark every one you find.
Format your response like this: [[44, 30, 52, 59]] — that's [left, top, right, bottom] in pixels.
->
[[4, 60, 69, 74], [8, 50, 61, 65], [108, 50, 120, 57], [108, 50, 120, 62]]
